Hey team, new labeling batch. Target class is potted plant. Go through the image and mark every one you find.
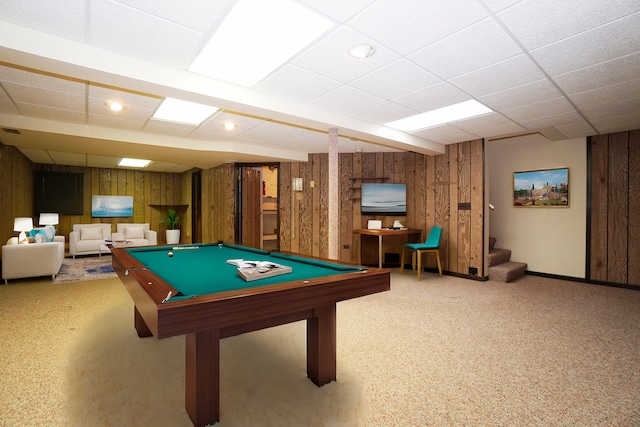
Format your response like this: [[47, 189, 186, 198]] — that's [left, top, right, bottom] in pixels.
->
[[162, 208, 181, 244]]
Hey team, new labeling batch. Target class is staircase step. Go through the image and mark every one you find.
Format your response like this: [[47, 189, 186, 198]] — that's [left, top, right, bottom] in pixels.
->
[[488, 261, 527, 283], [488, 248, 511, 266]]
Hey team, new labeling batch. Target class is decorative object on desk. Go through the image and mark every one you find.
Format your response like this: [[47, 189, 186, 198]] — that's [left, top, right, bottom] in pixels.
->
[[14, 217, 33, 244], [227, 259, 292, 281], [367, 220, 382, 230], [513, 167, 569, 207], [391, 220, 405, 229], [54, 257, 117, 284], [161, 208, 181, 244]]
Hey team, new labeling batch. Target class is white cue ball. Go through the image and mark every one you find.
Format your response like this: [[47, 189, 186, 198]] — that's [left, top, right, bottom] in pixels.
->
[[168, 251, 174, 257]]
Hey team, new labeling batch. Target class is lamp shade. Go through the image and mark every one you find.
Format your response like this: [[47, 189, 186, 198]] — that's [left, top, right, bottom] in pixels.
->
[[39, 213, 59, 226], [14, 217, 34, 232], [14, 217, 33, 245]]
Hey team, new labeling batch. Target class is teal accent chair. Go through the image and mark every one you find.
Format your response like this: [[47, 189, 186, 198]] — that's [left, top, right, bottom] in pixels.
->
[[400, 226, 443, 280]]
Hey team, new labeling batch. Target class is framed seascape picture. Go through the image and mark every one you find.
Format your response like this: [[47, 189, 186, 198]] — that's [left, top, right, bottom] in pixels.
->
[[91, 195, 134, 217], [513, 167, 569, 207]]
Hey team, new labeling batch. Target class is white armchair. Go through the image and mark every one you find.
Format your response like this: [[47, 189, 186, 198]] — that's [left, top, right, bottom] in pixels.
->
[[112, 223, 157, 247], [69, 223, 112, 259]]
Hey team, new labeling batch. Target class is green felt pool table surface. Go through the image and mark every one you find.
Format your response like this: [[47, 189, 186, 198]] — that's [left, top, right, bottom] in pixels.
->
[[125, 242, 364, 299]]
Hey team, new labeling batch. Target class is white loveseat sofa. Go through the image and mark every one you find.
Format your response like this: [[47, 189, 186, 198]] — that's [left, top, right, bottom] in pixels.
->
[[69, 223, 112, 259], [112, 223, 157, 247], [2, 239, 65, 284]]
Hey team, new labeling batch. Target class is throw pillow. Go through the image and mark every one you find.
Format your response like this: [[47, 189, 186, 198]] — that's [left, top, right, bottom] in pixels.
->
[[29, 227, 55, 243], [6, 237, 18, 245], [81, 227, 104, 240], [124, 226, 144, 240]]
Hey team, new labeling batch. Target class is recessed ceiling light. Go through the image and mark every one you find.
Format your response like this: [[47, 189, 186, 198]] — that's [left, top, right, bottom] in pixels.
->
[[385, 100, 493, 132], [349, 45, 375, 59], [152, 98, 219, 125], [188, 0, 334, 87], [106, 101, 126, 112], [119, 158, 151, 168], [223, 122, 236, 130]]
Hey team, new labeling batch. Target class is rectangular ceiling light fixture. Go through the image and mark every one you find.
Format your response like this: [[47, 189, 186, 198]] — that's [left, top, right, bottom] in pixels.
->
[[385, 100, 493, 132], [188, 0, 334, 87], [152, 97, 219, 125], [119, 158, 152, 168]]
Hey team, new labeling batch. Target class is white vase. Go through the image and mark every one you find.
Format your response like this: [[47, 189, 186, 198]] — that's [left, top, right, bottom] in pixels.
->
[[166, 229, 180, 245]]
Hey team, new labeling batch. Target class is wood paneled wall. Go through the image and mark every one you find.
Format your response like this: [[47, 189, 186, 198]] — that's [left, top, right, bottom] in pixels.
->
[[0, 142, 34, 244], [278, 139, 485, 277], [30, 164, 190, 244], [588, 130, 640, 287], [201, 163, 235, 244]]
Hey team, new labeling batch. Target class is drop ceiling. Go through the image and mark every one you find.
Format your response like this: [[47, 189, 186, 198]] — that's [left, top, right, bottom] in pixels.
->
[[0, 0, 638, 173]]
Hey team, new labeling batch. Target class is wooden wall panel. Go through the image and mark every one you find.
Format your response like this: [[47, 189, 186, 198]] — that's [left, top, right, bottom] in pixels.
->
[[449, 145, 459, 273], [339, 153, 354, 262], [279, 163, 292, 252], [201, 163, 234, 244], [607, 132, 628, 284], [628, 130, 640, 284], [0, 142, 32, 247], [589, 135, 608, 281], [470, 139, 484, 276], [588, 129, 639, 288]]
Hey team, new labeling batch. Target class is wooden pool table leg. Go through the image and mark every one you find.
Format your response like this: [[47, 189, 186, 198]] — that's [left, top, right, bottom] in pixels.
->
[[133, 306, 152, 338], [185, 329, 220, 427], [306, 303, 337, 386]]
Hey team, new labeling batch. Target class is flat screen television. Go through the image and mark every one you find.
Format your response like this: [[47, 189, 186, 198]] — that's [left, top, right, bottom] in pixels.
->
[[361, 183, 407, 216], [34, 171, 84, 215]]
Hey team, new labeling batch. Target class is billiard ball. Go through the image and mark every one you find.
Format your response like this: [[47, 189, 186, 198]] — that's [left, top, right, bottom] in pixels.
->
[[168, 251, 174, 257]]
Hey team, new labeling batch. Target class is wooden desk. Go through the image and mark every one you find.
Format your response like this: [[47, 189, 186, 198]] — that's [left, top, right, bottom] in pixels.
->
[[354, 228, 422, 268]]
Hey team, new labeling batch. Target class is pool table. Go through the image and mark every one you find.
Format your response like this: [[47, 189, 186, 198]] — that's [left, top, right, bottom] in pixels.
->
[[110, 242, 390, 426]]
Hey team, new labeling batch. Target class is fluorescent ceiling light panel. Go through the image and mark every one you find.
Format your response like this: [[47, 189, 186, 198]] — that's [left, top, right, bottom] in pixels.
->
[[385, 100, 493, 132], [119, 158, 151, 168], [152, 98, 219, 125], [188, 0, 334, 87]]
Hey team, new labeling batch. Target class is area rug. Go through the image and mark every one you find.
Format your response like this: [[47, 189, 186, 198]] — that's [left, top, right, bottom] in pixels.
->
[[54, 256, 117, 284]]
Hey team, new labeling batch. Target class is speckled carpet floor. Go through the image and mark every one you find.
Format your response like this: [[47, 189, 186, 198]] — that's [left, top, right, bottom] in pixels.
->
[[1, 271, 639, 426]]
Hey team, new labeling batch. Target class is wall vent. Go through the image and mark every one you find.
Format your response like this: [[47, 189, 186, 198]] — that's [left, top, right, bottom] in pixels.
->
[[2, 128, 21, 134]]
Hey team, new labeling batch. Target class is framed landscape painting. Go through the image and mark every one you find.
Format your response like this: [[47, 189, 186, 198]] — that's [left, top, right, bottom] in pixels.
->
[[513, 167, 569, 207], [91, 195, 134, 217]]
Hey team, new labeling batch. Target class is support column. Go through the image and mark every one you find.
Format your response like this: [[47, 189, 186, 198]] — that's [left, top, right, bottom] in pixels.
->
[[328, 128, 339, 260]]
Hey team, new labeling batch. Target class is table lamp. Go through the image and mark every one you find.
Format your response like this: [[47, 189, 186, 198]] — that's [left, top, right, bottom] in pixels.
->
[[39, 213, 59, 227], [14, 217, 34, 244]]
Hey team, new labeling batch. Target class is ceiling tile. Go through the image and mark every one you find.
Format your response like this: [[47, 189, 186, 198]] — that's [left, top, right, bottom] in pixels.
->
[[256, 65, 341, 103], [590, 111, 640, 134], [299, 0, 375, 22], [570, 78, 640, 110], [479, 79, 562, 111], [89, 0, 205, 69], [412, 125, 479, 144], [554, 120, 596, 139], [392, 82, 468, 113], [88, 113, 145, 131], [0, 0, 86, 41], [292, 26, 400, 84], [0, 66, 86, 94], [531, 12, 640, 76], [48, 150, 87, 166], [552, 52, 640, 94], [502, 97, 575, 123], [16, 103, 87, 123], [6, 82, 85, 111], [114, 0, 230, 33], [497, 0, 640, 50], [351, 101, 418, 124], [349, 59, 441, 100], [409, 18, 523, 79], [309, 85, 384, 115], [348, 0, 487, 55], [450, 54, 546, 98]]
